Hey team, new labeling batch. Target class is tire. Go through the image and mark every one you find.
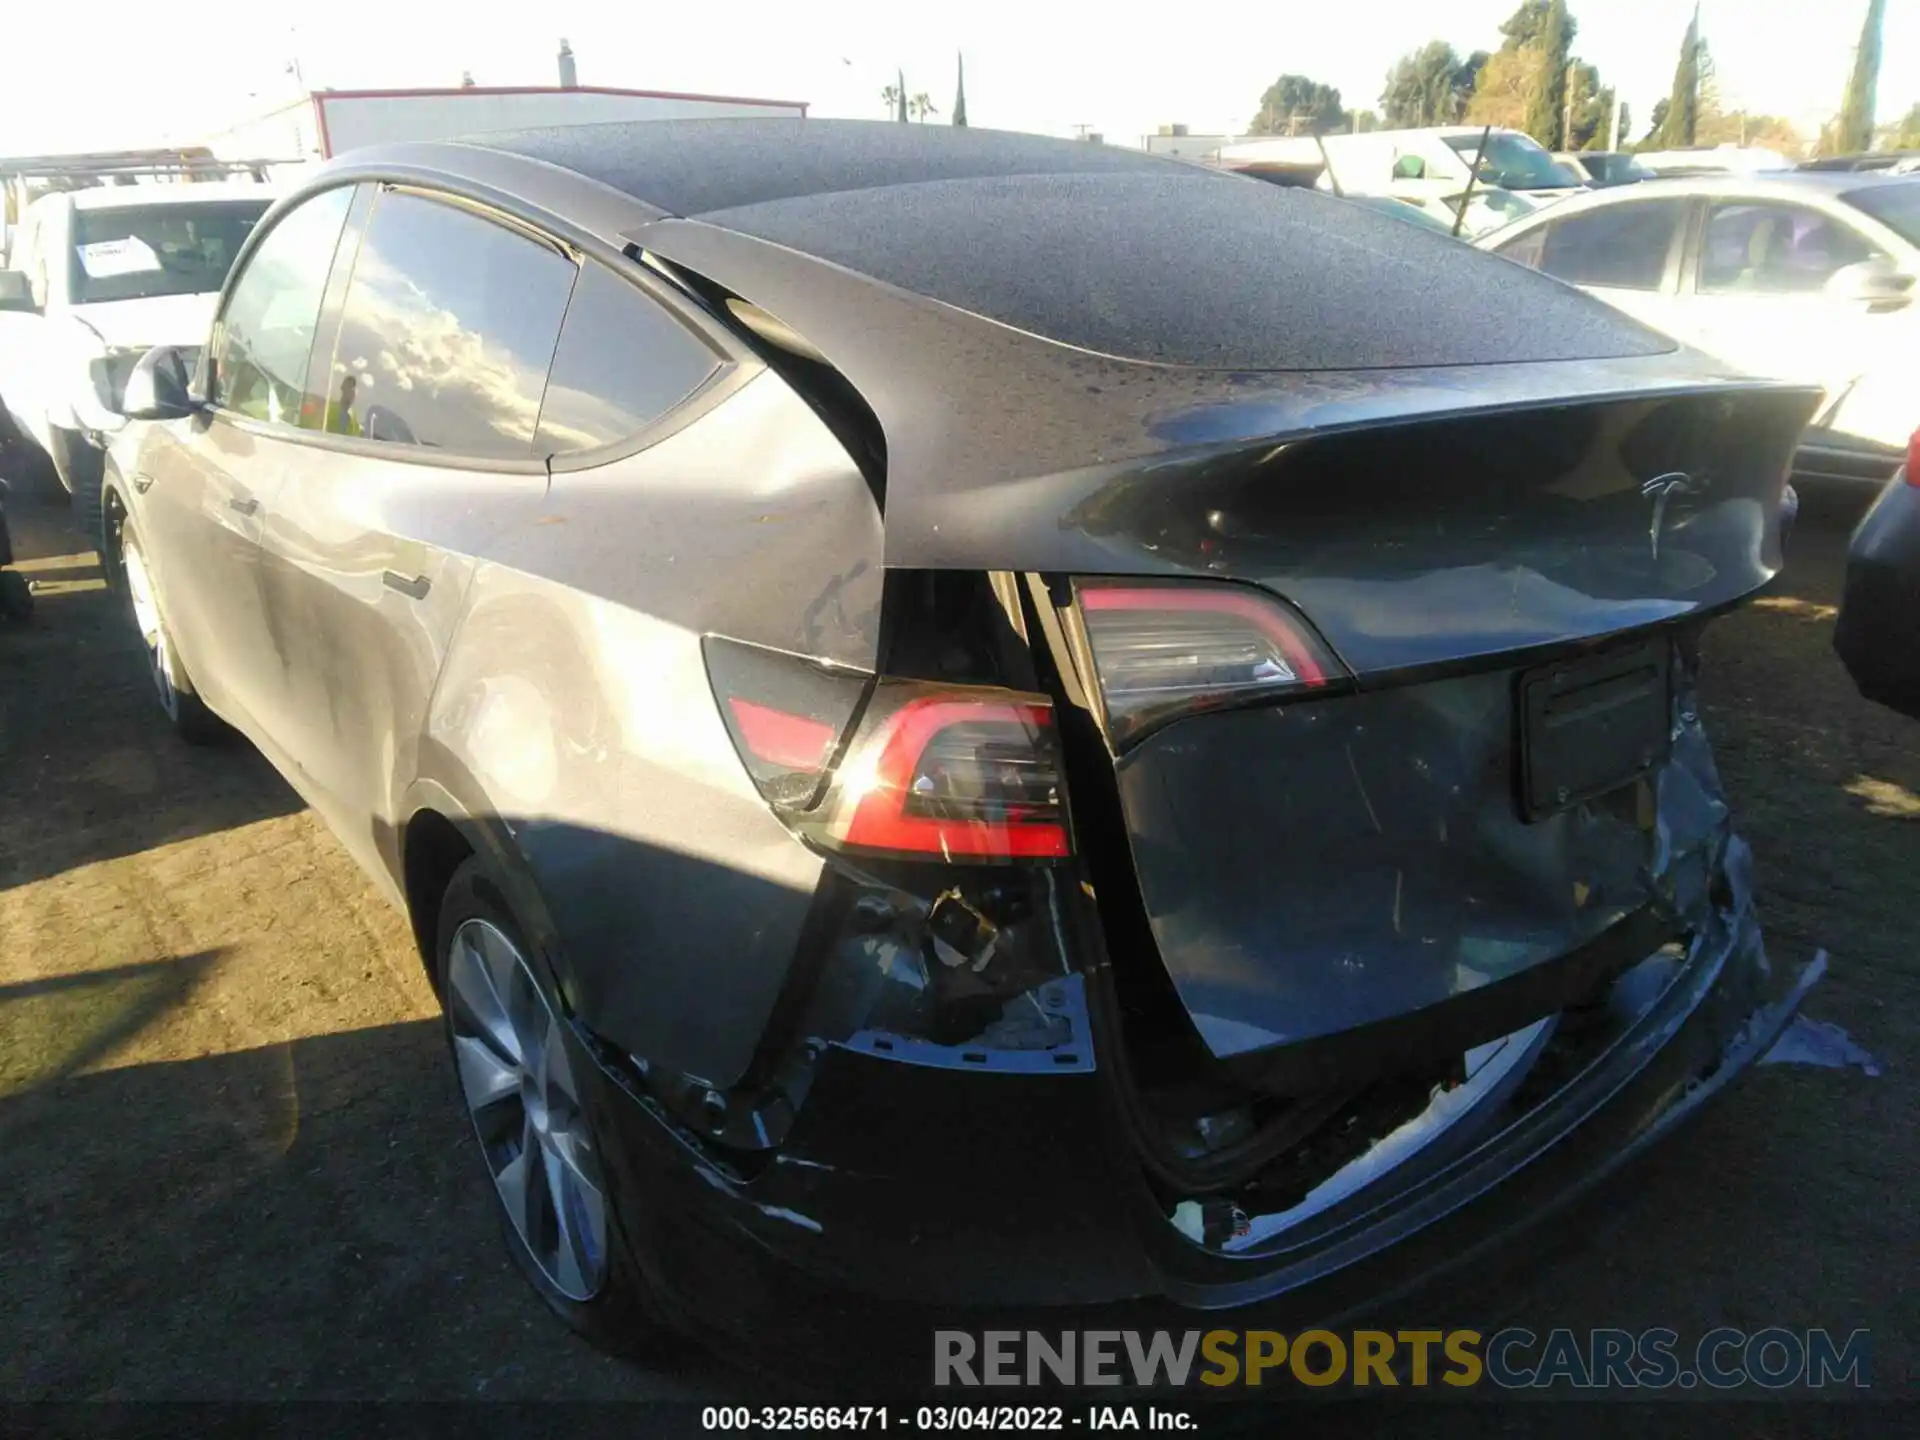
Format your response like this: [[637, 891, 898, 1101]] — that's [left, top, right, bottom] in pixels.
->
[[0, 569, 31, 622], [116, 518, 224, 744], [434, 857, 672, 1355], [48, 425, 103, 503], [70, 445, 108, 559]]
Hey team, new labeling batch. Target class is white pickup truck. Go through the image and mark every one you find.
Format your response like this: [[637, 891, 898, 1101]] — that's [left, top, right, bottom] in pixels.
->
[[0, 180, 272, 506]]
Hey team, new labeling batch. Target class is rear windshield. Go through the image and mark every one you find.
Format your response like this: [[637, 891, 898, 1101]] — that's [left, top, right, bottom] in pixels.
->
[[1843, 182, 1920, 247], [1445, 132, 1582, 191], [1585, 153, 1654, 183], [71, 199, 269, 304]]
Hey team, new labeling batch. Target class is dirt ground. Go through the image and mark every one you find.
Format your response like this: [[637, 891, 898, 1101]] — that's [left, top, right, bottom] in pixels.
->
[[0, 488, 1912, 1401]]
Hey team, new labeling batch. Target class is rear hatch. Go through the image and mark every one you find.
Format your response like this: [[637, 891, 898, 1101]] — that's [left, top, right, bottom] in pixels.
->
[[1033, 388, 1813, 1084]]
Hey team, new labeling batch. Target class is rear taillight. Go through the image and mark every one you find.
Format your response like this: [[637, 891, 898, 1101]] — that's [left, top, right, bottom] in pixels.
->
[[705, 636, 870, 809], [1906, 427, 1918, 486], [1075, 579, 1347, 747], [830, 690, 1069, 860], [707, 636, 1070, 863]]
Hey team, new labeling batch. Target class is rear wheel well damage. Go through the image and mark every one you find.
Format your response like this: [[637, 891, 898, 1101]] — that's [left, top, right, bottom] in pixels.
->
[[402, 808, 474, 993]]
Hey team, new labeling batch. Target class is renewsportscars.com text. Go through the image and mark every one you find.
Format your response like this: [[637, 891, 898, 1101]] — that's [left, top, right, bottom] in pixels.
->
[[932, 1327, 1871, 1390]]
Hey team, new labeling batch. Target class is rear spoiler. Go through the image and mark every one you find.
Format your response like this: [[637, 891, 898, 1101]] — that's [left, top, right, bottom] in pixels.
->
[[634, 216, 1816, 581]]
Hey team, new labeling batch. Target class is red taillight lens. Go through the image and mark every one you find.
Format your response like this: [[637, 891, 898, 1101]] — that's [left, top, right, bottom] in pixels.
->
[[705, 636, 870, 809], [832, 690, 1070, 861], [727, 697, 837, 773], [1906, 427, 1918, 487], [1075, 579, 1346, 746]]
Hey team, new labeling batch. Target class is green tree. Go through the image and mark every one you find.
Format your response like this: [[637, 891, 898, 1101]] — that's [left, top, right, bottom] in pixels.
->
[[1657, 7, 1701, 147], [1380, 42, 1480, 127], [1464, 44, 1532, 130], [1524, 0, 1574, 148], [1498, 0, 1572, 49], [1352, 109, 1381, 134], [1883, 101, 1920, 149], [952, 54, 968, 127], [1642, 97, 1670, 146], [908, 92, 938, 122], [1248, 74, 1348, 135], [1835, 0, 1886, 154], [1565, 64, 1612, 150]]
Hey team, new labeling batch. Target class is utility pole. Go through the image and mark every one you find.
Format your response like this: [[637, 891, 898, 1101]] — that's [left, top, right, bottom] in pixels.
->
[[1608, 93, 1621, 150], [1563, 61, 1577, 150]]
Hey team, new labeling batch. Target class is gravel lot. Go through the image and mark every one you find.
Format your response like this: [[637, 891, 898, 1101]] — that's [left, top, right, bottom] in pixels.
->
[[0, 489, 1911, 1401]]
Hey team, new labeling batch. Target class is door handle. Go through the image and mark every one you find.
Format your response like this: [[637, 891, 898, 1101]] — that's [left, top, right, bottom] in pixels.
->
[[382, 570, 431, 600], [130, 473, 154, 494], [228, 496, 259, 516]]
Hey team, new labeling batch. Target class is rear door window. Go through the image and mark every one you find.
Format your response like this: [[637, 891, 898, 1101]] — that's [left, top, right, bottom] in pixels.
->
[[533, 261, 720, 454], [213, 186, 354, 426], [1697, 202, 1880, 294], [1499, 199, 1687, 290], [321, 189, 575, 457]]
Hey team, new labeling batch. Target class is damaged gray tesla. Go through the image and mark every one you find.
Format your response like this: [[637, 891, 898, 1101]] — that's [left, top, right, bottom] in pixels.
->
[[101, 120, 1825, 1367]]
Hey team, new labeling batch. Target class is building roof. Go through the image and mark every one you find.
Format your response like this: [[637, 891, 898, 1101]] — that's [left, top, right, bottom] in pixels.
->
[[482, 118, 1174, 219]]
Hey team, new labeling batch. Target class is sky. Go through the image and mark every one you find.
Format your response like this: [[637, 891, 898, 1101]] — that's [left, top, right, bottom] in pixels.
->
[[3, 0, 1917, 157]]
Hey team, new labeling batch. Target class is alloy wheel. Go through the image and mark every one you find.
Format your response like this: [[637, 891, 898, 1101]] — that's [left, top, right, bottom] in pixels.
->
[[445, 917, 609, 1301]]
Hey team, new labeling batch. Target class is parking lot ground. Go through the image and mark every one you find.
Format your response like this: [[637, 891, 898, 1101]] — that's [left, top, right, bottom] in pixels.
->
[[0, 492, 1912, 1400]]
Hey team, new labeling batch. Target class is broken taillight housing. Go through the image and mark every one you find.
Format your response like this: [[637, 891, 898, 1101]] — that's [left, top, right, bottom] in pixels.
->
[[706, 636, 1070, 863], [827, 688, 1070, 861], [1075, 579, 1347, 747]]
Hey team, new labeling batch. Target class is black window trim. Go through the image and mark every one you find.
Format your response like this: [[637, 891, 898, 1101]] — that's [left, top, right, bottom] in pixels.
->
[[207, 177, 742, 475]]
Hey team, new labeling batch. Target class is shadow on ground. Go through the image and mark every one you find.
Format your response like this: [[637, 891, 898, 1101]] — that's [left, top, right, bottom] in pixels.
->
[[0, 1005, 738, 1402], [0, 498, 302, 890]]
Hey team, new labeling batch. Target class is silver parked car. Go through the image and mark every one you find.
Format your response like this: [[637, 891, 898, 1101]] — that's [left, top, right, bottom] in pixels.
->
[[102, 120, 1822, 1370], [1481, 171, 1920, 486]]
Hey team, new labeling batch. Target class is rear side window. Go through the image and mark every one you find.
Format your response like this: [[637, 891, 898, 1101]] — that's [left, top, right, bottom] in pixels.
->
[[214, 187, 354, 425], [534, 262, 720, 454], [1501, 199, 1686, 290], [322, 190, 575, 457], [1698, 202, 1879, 294]]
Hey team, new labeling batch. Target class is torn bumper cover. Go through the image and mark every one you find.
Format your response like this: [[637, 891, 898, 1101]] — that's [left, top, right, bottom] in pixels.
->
[[574, 654, 1815, 1367]]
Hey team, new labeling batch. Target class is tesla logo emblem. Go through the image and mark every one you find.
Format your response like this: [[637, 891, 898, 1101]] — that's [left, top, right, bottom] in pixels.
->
[[1641, 472, 1703, 561]]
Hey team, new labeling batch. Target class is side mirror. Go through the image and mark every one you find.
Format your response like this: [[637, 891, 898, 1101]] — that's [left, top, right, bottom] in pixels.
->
[[0, 270, 37, 314], [1825, 257, 1915, 308], [122, 346, 202, 421]]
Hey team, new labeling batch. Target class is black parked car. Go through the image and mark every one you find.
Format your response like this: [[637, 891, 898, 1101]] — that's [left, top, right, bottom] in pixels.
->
[[101, 119, 1824, 1368], [1835, 431, 1920, 718]]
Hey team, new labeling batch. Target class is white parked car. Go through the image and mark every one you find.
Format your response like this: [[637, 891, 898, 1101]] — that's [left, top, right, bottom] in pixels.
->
[[0, 180, 272, 510], [1481, 172, 1920, 485], [1219, 127, 1579, 237]]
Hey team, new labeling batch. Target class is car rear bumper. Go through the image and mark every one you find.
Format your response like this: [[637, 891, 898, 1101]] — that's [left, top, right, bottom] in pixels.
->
[[579, 885, 1817, 1383]]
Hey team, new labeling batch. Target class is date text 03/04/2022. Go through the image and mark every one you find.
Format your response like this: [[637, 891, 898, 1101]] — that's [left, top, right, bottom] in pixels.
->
[[701, 1407, 1197, 1431]]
